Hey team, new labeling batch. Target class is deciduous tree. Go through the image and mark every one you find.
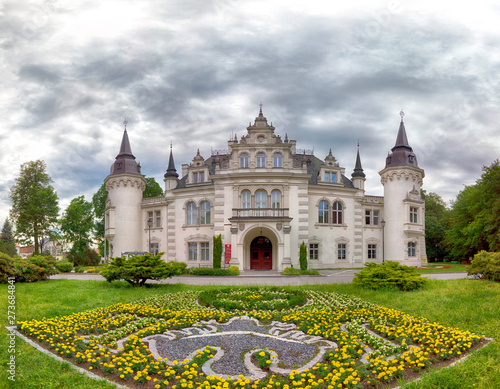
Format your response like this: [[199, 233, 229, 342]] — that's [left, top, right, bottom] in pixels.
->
[[9, 160, 59, 254], [60, 196, 95, 253]]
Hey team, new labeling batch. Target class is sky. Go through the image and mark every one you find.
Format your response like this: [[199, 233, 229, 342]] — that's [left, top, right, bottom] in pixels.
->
[[1, 0, 499, 224]]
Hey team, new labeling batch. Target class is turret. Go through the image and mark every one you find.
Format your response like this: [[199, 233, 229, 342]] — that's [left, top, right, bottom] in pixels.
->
[[104, 121, 146, 257], [379, 111, 426, 266], [351, 143, 366, 190], [164, 142, 179, 191]]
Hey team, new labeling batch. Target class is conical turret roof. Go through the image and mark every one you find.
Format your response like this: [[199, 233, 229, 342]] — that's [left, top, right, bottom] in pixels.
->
[[352, 145, 366, 178], [109, 126, 142, 176], [164, 143, 178, 179], [385, 112, 419, 169]]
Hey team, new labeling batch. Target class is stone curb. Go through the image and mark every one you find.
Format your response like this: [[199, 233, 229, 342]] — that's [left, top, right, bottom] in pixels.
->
[[5, 326, 127, 389]]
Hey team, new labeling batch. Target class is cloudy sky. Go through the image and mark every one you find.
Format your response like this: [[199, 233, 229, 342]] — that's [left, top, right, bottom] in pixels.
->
[[1, 0, 499, 224]]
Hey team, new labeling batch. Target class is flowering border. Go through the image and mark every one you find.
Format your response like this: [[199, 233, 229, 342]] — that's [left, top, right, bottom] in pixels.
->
[[16, 289, 488, 389]]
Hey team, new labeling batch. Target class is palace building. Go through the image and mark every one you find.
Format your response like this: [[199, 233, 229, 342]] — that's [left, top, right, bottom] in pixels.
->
[[104, 107, 426, 270]]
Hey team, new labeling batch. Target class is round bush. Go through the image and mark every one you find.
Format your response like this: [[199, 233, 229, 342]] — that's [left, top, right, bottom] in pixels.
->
[[56, 260, 74, 273]]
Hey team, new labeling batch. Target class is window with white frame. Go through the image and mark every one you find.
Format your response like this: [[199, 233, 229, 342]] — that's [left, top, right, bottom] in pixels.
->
[[332, 202, 343, 224], [147, 211, 153, 226], [273, 153, 282, 167], [410, 207, 418, 223], [256, 153, 266, 167], [188, 242, 197, 260], [318, 200, 329, 223], [193, 172, 198, 183], [408, 242, 416, 257], [201, 242, 210, 260], [200, 201, 211, 225], [271, 190, 281, 208], [255, 190, 267, 208], [365, 210, 379, 226], [186, 202, 197, 225], [324, 172, 336, 183], [309, 243, 319, 260], [338, 243, 346, 260], [368, 244, 377, 259], [240, 153, 249, 168], [241, 190, 251, 216], [155, 211, 161, 228]]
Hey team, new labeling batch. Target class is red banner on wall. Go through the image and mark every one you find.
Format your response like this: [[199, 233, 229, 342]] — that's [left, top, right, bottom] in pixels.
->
[[224, 244, 231, 265]]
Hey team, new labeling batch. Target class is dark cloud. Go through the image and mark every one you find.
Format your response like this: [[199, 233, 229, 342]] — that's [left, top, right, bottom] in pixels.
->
[[1, 1, 500, 223]]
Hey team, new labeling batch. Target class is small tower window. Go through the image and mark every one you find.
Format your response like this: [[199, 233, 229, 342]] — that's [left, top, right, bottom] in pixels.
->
[[408, 242, 417, 257], [410, 207, 418, 223]]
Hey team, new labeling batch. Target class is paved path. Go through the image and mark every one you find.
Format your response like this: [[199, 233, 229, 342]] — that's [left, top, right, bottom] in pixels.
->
[[49, 270, 470, 286]]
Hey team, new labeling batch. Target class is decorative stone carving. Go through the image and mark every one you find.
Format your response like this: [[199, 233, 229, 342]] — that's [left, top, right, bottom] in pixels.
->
[[276, 223, 282, 231], [231, 226, 238, 234], [239, 223, 245, 231], [283, 225, 291, 234]]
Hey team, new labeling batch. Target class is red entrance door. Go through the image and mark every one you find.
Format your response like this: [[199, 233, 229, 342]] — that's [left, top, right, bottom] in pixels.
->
[[250, 236, 272, 270]]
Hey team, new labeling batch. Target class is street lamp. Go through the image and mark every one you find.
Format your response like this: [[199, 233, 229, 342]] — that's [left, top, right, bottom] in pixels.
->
[[380, 220, 386, 263], [147, 218, 153, 252]]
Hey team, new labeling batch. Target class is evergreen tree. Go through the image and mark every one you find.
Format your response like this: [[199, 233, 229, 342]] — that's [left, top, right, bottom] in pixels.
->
[[0, 218, 17, 257], [9, 160, 59, 254], [213, 234, 222, 269]]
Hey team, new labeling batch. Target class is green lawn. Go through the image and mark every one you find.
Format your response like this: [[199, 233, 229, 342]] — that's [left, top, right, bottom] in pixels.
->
[[1, 279, 499, 388], [417, 263, 470, 273]]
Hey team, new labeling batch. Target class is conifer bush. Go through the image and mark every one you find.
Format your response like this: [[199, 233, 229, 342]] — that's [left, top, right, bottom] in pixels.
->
[[299, 241, 308, 270], [100, 253, 185, 286], [353, 261, 427, 291]]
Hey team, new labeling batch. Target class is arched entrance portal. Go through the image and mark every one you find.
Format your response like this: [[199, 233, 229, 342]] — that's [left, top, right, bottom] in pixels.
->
[[250, 236, 272, 270]]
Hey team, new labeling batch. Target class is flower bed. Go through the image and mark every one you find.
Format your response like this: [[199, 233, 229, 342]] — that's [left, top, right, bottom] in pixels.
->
[[17, 288, 485, 388]]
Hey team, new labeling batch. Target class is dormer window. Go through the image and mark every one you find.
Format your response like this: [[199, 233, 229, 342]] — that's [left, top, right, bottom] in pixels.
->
[[324, 172, 336, 183], [256, 153, 266, 168], [192, 171, 204, 183]]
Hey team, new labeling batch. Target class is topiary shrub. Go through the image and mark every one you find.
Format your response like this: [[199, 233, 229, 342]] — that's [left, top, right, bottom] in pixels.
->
[[228, 266, 240, 275], [282, 267, 320, 276], [187, 267, 233, 276], [353, 261, 427, 291], [100, 253, 184, 286], [213, 234, 222, 269], [55, 260, 74, 273], [0, 252, 17, 283], [299, 241, 308, 270], [468, 251, 500, 281]]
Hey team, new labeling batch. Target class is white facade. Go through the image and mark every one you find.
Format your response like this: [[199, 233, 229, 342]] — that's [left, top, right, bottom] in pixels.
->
[[104, 109, 427, 270]]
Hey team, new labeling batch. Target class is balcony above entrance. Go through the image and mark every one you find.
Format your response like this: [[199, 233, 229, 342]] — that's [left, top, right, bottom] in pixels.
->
[[230, 208, 292, 221]]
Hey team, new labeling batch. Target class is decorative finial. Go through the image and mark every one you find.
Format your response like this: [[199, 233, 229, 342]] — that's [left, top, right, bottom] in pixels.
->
[[170, 140, 172, 150], [259, 101, 263, 111], [123, 119, 128, 130], [357, 139, 360, 148], [399, 110, 405, 121]]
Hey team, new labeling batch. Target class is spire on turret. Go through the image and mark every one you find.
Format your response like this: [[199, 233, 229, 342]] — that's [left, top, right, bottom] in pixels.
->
[[385, 111, 419, 168], [164, 141, 178, 179], [352, 142, 366, 178], [109, 121, 141, 176]]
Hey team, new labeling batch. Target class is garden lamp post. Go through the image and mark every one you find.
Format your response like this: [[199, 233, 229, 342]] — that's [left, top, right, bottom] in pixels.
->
[[147, 218, 153, 253], [381, 219, 386, 263]]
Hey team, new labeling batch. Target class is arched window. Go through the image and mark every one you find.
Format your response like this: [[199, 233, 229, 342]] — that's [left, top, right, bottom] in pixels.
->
[[255, 190, 267, 208], [241, 190, 251, 216], [186, 202, 197, 225], [332, 201, 343, 224], [256, 153, 266, 168], [255, 190, 267, 216], [271, 190, 281, 208], [318, 200, 329, 223], [240, 153, 249, 168], [200, 201, 211, 224], [273, 153, 282, 168]]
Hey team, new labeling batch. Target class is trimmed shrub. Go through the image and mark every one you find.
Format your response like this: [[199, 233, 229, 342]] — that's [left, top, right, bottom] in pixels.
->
[[74, 265, 85, 273], [213, 234, 222, 269], [282, 267, 320, 276], [0, 252, 17, 283], [55, 260, 74, 273], [187, 267, 233, 276], [299, 241, 308, 270], [468, 251, 500, 281], [100, 253, 185, 286], [353, 261, 427, 291], [228, 266, 240, 275]]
